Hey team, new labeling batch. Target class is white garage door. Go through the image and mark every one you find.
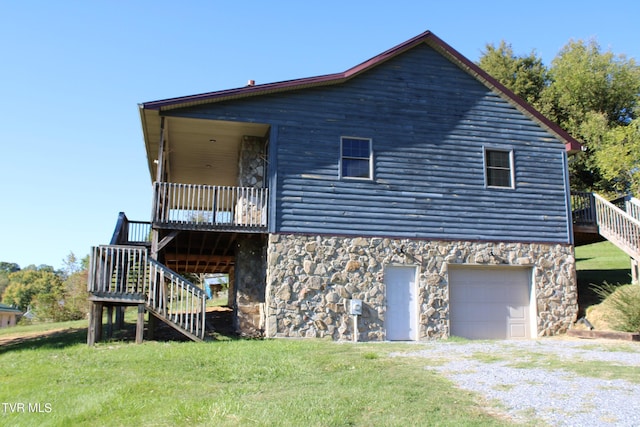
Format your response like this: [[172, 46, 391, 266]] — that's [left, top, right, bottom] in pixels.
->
[[448, 266, 533, 339]]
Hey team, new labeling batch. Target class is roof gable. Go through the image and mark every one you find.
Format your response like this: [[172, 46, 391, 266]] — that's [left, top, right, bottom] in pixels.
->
[[141, 30, 582, 153]]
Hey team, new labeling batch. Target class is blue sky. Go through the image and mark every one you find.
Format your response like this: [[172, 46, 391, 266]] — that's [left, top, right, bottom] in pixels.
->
[[1, 1, 638, 269]]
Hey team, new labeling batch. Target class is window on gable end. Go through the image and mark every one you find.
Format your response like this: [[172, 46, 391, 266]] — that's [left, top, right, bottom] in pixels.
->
[[484, 148, 514, 188], [341, 137, 372, 180]]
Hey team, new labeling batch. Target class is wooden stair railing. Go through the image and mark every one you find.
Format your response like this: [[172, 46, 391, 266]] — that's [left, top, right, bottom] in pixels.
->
[[89, 245, 207, 342], [593, 194, 640, 261], [626, 197, 640, 222], [146, 258, 207, 342]]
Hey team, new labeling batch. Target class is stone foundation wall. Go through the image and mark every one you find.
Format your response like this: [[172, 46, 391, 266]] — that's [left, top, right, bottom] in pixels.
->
[[265, 234, 578, 341]]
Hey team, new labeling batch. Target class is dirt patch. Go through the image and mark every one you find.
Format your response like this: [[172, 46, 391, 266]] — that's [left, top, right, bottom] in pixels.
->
[[0, 327, 85, 347]]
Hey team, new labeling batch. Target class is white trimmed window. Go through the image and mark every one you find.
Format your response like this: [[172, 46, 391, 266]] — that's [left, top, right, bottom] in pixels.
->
[[340, 137, 372, 179], [484, 148, 514, 188]]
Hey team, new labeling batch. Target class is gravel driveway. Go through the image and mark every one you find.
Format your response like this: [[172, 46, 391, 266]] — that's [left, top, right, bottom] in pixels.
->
[[392, 338, 640, 426]]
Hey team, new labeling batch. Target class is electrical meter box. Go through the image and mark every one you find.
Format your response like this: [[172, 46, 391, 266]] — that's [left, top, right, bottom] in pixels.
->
[[349, 299, 362, 315]]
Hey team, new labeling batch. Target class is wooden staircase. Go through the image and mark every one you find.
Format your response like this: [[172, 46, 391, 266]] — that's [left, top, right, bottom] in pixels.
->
[[572, 192, 640, 283], [87, 214, 208, 345]]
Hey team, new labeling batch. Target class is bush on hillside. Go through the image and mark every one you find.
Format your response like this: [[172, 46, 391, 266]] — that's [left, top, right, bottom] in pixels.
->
[[591, 283, 640, 332]]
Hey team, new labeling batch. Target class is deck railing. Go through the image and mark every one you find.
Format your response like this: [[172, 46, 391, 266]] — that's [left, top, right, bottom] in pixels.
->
[[89, 245, 149, 296], [594, 193, 640, 259], [110, 212, 151, 245], [152, 182, 268, 230], [88, 245, 206, 340], [571, 191, 596, 226]]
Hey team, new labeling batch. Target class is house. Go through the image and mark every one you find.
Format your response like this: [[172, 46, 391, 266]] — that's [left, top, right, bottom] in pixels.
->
[[88, 30, 583, 343], [0, 303, 22, 328]]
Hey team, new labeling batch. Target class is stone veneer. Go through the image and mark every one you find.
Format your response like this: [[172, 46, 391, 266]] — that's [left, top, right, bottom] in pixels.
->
[[237, 136, 265, 188], [234, 234, 267, 337], [265, 234, 578, 341]]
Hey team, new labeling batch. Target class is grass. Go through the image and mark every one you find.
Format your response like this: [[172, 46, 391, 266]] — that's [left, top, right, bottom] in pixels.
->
[[0, 325, 509, 427], [575, 241, 633, 315], [206, 290, 229, 308]]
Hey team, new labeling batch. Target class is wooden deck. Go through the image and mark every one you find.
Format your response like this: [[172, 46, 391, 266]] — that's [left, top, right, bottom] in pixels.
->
[[87, 183, 268, 345]]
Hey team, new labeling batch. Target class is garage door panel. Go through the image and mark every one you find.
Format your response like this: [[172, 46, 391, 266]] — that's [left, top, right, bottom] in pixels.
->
[[508, 305, 526, 319], [451, 321, 506, 340], [510, 324, 527, 339], [449, 266, 532, 340]]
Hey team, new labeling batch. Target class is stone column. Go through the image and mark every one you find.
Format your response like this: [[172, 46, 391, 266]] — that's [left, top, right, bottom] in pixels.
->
[[238, 136, 266, 188], [234, 234, 267, 336]]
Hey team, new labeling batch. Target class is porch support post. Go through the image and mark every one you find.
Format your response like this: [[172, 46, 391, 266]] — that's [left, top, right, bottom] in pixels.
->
[[87, 301, 103, 346], [136, 304, 145, 344], [151, 229, 159, 261], [155, 116, 166, 183], [631, 257, 639, 284]]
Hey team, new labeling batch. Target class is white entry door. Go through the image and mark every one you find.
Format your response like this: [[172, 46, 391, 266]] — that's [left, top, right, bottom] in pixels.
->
[[385, 266, 418, 341]]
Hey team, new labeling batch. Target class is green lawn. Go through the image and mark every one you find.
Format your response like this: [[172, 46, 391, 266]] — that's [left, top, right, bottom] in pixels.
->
[[0, 329, 509, 427], [575, 240, 633, 314]]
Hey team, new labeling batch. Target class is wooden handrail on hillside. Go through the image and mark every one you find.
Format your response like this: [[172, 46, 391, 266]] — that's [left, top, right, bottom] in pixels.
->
[[88, 245, 206, 341], [594, 194, 640, 260]]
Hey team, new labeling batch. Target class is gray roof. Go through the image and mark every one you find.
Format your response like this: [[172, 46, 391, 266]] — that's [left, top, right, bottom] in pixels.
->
[[0, 303, 22, 314]]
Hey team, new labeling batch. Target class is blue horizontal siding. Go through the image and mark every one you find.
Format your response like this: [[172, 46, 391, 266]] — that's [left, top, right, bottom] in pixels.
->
[[168, 43, 571, 243]]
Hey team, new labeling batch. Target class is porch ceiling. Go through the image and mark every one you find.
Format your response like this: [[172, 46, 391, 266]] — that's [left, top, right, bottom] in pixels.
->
[[140, 109, 269, 185], [161, 230, 238, 275]]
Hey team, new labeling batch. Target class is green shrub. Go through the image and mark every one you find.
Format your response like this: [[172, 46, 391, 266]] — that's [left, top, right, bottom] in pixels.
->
[[592, 283, 640, 332]]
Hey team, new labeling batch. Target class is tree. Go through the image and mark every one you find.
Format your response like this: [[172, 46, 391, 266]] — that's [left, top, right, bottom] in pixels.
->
[[2, 267, 63, 311], [59, 267, 90, 320], [540, 39, 640, 132], [61, 252, 82, 280], [0, 262, 20, 299], [540, 39, 640, 194], [0, 262, 20, 273], [1, 261, 90, 321], [593, 118, 640, 195], [478, 41, 548, 105]]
